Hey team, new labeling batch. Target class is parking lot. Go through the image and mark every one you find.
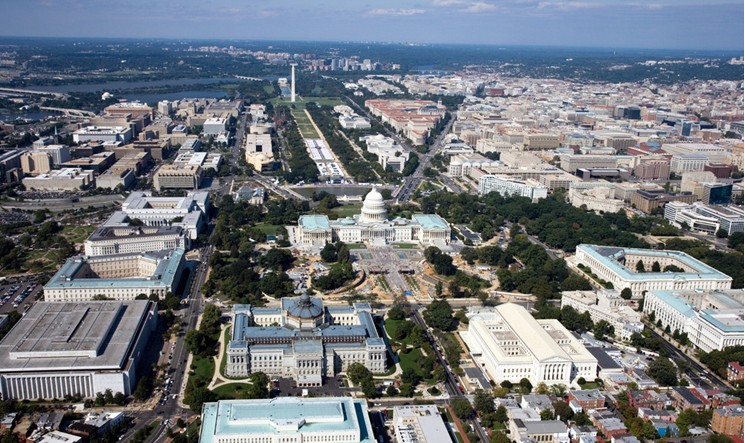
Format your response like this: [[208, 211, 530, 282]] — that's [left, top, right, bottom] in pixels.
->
[[275, 376, 349, 398], [0, 279, 42, 315]]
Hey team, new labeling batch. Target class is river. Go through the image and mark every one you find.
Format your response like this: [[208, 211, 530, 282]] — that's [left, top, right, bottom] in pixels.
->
[[27, 77, 240, 94]]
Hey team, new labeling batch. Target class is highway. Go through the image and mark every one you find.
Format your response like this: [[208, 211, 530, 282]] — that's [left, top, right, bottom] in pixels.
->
[[410, 307, 490, 443]]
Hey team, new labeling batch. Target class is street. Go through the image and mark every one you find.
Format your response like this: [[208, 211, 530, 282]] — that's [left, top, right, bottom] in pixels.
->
[[396, 117, 456, 202], [410, 307, 491, 443], [121, 246, 212, 443]]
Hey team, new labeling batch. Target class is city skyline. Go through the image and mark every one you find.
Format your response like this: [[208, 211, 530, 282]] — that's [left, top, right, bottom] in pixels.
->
[[1, 0, 743, 51]]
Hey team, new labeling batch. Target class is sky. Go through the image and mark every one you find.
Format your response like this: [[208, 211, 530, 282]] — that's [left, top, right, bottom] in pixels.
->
[[1, 0, 743, 51]]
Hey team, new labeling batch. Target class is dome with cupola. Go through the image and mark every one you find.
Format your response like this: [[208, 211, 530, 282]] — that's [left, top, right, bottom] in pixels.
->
[[359, 187, 387, 224]]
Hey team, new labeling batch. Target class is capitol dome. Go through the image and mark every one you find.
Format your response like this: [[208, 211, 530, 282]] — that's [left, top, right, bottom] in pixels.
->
[[359, 187, 387, 224]]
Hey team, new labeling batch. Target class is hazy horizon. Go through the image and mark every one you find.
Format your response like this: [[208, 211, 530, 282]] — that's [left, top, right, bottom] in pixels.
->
[[1, 0, 742, 52], [0, 35, 742, 55]]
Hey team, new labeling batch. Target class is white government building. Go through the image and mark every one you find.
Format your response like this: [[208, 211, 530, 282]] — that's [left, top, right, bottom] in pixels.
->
[[560, 289, 644, 340], [289, 187, 450, 249], [478, 174, 548, 201], [102, 191, 209, 240], [43, 249, 185, 302], [574, 244, 733, 298], [84, 225, 190, 256], [199, 398, 376, 443], [643, 289, 743, 352], [461, 303, 597, 387], [0, 301, 157, 400], [226, 294, 387, 386]]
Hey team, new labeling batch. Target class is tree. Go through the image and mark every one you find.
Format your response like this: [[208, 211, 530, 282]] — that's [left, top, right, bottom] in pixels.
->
[[495, 405, 508, 423], [593, 320, 614, 341], [651, 261, 661, 272], [716, 229, 729, 238], [636, 260, 645, 273], [553, 400, 573, 422], [573, 412, 592, 426], [500, 380, 513, 389], [388, 305, 406, 321], [535, 383, 550, 395], [647, 356, 678, 386], [474, 389, 496, 414], [708, 434, 734, 443], [320, 243, 338, 263], [491, 432, 511, 443], [247, 372, 270, 399], [451, 398, 474, 419], [346, 363, 372, 385], [423, 299, 453, 331], [728, 232, 743, 252], [259, 248, 295, 271], [540, 409, 554, 421], [435, 281, 443, 298], [519, 378, 533, 394], [399, 383, 414, 397], [386, 385, 398, 397], [401, 367, 421, 386], [133, 376, 151, 401], [620, 288, 633, 300], [184, 385, 216, 412], [577, 377, 586, 386]]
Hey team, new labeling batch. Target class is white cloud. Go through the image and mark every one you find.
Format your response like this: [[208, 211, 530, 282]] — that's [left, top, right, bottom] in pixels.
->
[[367, 8, 426, 16], [460, 2, 498, 12], [432, 0, 465, 6], [537, 1, 603, 10]]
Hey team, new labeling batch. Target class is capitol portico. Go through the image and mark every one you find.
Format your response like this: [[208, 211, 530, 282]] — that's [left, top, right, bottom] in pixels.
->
[[288, 187, 451, 249]]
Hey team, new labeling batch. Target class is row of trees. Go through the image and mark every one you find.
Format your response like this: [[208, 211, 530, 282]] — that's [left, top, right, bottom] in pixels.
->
[[416, 190, 660, 250], [305, 103, 379, 182], [276, 106, 320, 183], [662, 238, 743, 289]]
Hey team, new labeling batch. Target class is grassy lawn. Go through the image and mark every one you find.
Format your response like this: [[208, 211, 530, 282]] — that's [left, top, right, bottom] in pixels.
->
[[331, 204, 362, 218], [253, 223, 284, 235], [346, 243, 367, 250], [263, 84, 276, 94], [212, 382, 251, 400], [192, 355, 215, 382], [398, 347, 430, 379], [579, 382, 600, 389], [219, 327, 231, 378], [394, 243, 420, 249], [272, 96, 345, 108], [384, 318, 410, 343], [60, 224, 96, 244]]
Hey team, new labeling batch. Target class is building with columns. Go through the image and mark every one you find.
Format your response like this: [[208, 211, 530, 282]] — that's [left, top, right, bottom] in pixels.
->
[[461, 303, 597, 387], [226, 294, 388, 386], [289, 187, 450, 250], [575, 244, 733, 298], [0, 301, 157, 400]]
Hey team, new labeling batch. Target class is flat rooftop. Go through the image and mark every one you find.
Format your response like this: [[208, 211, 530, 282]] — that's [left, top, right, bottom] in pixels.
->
[[0, 301, 153, 372], [45, 249, 184, 290], [577, 244, 733, 282], [199, 398, 375, 443], [299, 215, 331, 231]]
